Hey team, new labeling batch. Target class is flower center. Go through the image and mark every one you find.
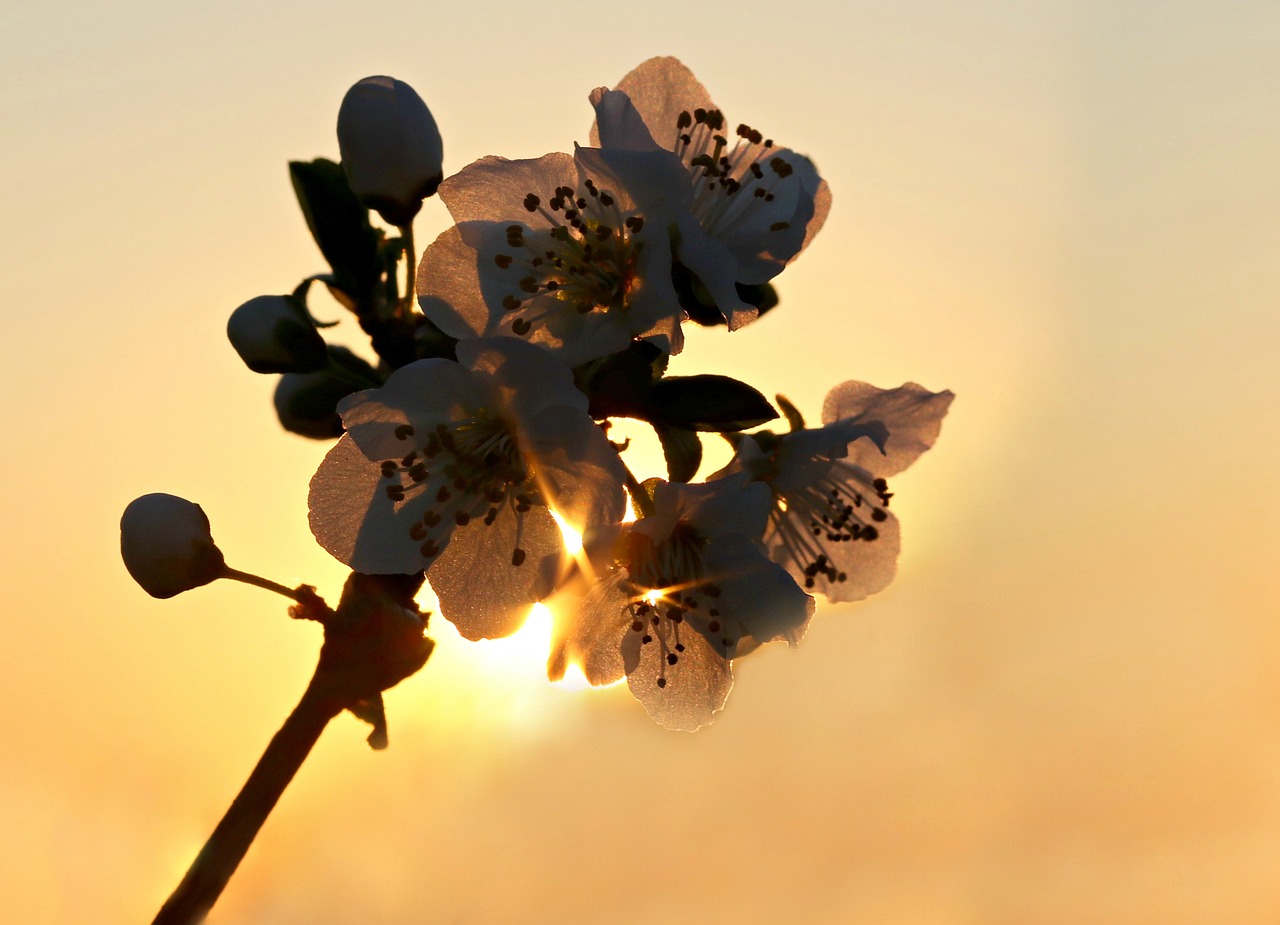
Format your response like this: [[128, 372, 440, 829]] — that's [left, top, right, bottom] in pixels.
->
[[622, 524, 733, 688], [770, 464, 892, 589], [489, 180, 646, 337], [670, 108, 796, 237], [378, 416, 544, 566]]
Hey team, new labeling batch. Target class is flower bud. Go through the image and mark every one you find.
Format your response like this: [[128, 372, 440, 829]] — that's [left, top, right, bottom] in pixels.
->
[[274, 346, 380, 439], [227, 295, 328, 374], [337, 76, 443, 226], [120, 494, 226, 599]]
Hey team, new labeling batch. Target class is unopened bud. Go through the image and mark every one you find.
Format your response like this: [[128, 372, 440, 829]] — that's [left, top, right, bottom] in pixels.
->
[[337, 76, 443, 226], [274, 346, 380, 439], [120, 494, 226, 599], [227, 295, 327, 374]]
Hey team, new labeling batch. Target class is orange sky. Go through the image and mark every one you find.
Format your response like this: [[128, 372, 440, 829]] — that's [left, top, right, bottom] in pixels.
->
[[2, 2, 1279, 923]]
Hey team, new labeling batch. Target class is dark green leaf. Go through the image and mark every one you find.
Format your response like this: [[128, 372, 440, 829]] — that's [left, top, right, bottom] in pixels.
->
[[654, 424, 703, 482], [289, 159, 381, 302], [775, 393, 806, 431], [646, 375, 778, 432], [575, 341, 667, 420]]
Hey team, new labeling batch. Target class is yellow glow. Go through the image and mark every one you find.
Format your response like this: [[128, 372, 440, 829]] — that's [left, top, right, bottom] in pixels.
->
[[466, 603, 554, 679], [551, 661, 597, 692], [549, 509, 583, 554]]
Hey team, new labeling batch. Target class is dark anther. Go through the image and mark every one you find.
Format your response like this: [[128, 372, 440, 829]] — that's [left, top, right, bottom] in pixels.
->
[[523, 193, 540, 212]]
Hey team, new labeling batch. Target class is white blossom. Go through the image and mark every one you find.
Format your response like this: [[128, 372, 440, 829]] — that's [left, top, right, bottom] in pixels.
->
[[549, 475, 813, 730], [716, 382, 953, 602], [417, 147, 690, 365], [589, 56, 832, 328], [309, 338, 626, 639]]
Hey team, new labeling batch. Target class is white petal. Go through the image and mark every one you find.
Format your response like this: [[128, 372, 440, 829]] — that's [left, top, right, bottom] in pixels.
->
[[440, 153, 576, 228], [337, 359, 485, 461], [427, 502, 560, 640], [722, 151, 824, 285], [822, 382, 955, 476], [547, 569, 631, 686], [416, 225, 494, 340], [522, 406, 626, 533], [623, 613, 733, 731], [459, 337, 587, 420], [673, 212, 757, 329], [308, 434, 433, 574], [706, 532, 815, 645], [590, 57, 716, 152], [771, 421, 890, 493], [786, 502, 901, 604], [573, 144, 693, 216], [650, 475, 771, 542], [587, 88, 662, 152]]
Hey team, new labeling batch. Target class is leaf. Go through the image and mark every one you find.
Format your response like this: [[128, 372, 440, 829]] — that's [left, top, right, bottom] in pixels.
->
[[646, 375, 778, 432], [289, 159, 381, 302], [654, 424, 702, 482], [775, 393, 806, 431], [670, 259, 780, 327], [575, 340, 667, 420]]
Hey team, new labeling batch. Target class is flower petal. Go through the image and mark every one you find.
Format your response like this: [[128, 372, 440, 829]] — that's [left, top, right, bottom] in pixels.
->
[[723, 151, 828, 285], [672, 212, 757, 329], [309, 434, 429, 574], [427, 501, 561, 640], [622, 617, 732, 731], [645, 475, 771, 543], [822, 382, 955, 476], [521, 405, 627, 533], [770, 496, 902, 604], [547, 569, 631, 686], [440, 153, 577, 228], [586, 88, 661, 152], [416, 225, 494, 340], [705, 532, 815, 646], [590, 57, 716, 152]]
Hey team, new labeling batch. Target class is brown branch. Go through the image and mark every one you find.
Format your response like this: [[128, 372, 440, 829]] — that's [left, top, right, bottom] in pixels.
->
[[151, 572, 433, 924], [151, 674, 343, 925]]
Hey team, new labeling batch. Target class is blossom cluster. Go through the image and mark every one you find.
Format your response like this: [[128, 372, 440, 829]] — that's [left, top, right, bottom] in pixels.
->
[[129, 57, 952, 731]]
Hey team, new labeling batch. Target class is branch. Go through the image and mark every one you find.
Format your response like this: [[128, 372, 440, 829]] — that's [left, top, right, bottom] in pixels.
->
[[152, 675, 343, 925]]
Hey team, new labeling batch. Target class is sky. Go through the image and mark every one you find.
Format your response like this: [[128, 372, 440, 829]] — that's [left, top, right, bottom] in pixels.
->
[[2, 1, 1279, 923]]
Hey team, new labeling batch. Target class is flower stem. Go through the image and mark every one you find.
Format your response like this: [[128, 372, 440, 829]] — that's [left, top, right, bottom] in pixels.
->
[[221, 567, 303, 602], [618, 458, 656, 520], [151, 674, 343, 925], [398, 222, 416, 318]]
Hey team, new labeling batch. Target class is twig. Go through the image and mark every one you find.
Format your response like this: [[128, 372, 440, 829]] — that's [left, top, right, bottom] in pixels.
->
[[151, 672, 343, 925]]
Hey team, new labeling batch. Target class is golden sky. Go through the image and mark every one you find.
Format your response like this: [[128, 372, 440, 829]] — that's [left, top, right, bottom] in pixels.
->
[[2, 1, 1279, 923]]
